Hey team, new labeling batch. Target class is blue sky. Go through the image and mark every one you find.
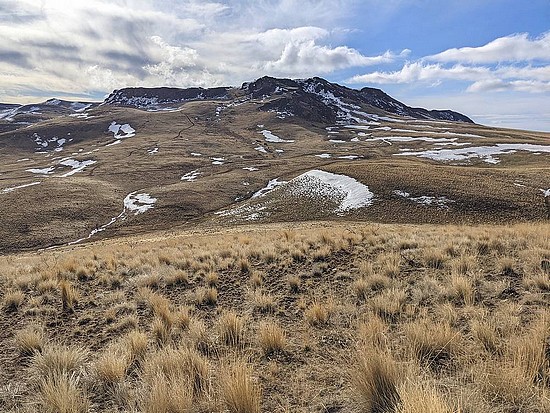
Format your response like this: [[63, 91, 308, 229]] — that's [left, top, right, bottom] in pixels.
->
[[0, 0, 549, 130]]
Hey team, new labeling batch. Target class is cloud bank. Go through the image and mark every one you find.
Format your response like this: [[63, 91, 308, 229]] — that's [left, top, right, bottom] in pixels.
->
[[349, 32, 550, 94], [0, 0, 397, 101]]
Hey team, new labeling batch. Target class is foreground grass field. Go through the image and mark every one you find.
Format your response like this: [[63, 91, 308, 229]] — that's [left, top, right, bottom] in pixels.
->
[[0, 222, 549, 412]]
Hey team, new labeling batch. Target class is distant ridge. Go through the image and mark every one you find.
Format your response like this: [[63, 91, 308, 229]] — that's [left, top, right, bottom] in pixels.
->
[[101, 76, 473, 123]]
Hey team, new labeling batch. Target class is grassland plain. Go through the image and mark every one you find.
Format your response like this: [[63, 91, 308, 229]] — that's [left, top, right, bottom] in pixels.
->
[[0, 221, 548, 412]]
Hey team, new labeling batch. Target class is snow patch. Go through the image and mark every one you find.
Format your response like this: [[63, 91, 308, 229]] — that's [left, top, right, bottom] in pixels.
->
[[260, 129, 294, 143], [1, 181, 41, 194], [394, 190, 454, 208], [289, 170, 374, 212], [338, 155, 361, 160], [108, 121, 136, 138], [181, 170, 201, 182], [58, 159, 96, 177], [243, 167, 259, 171], [252, 178, 287, 198], [124, 192, 157, 215], [396, 144, 550, 164], [26, 166, 55, 175]]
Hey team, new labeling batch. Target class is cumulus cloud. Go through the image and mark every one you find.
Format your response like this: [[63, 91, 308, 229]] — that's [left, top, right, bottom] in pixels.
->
[[349, 32, 550, 96], [0, 0, 397, 102], [428, 32, 550, 63]]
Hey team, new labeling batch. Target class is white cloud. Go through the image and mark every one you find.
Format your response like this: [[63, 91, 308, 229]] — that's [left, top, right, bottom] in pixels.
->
[[348, 62, 490, 84], [348, 32, 550, 100], [467, 79, 550, 93], [0, 0, 397, 101], [428, 32, 550, 64]]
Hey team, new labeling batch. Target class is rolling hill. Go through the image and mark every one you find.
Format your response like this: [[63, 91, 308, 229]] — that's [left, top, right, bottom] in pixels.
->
[[0, 76, 549, 253]]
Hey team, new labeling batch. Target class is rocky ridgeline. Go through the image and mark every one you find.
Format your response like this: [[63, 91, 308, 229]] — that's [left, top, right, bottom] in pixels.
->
[[102, 76, 473, 123]]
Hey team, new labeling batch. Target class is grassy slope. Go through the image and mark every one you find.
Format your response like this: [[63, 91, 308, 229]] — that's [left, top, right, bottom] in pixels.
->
[[1, 99, 549, 253], [0, 221, 549, 412]]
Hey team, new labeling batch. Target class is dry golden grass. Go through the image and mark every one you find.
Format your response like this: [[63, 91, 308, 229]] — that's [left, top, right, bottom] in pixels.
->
[[1, 222, 550, 412], [59, 280, 78, 312], [450, 274, 475, 305], [304, 300, 331, 326], [251, 290, 276, 313], [94, 351, 129, 385], [352, 347, 400, 413], [287, 275, 300, 292], [195, 286, 218, 306], [3, 290, 24, 312], [15, 324, 45, 357], [371, 288, 407, 321], [250, 271, 263, 289], [38, 372, 90, 413], [220, 361, 261, 413], [142, 372, 193, 413], [31, 344, 88, 379], [218, 310, 245, 347], [406, 320, 459, 368], [258, 321, 286, 355], [395, 379, 454, 413]]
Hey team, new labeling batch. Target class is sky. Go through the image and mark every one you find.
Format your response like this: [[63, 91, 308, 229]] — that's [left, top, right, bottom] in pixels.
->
[[0, 0, 549, 131]]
